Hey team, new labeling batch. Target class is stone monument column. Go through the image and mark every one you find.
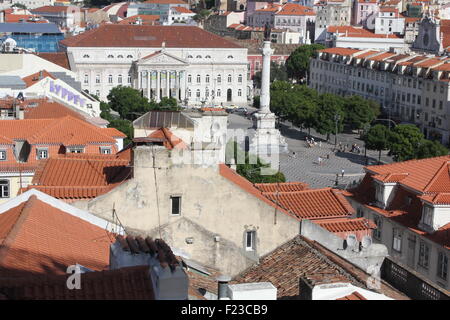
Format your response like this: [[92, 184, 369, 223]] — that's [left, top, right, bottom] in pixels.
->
[[259, 40, 272, 114]]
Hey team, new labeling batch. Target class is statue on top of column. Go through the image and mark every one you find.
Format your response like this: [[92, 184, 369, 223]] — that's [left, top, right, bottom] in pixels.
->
[[263, 22, 271, 42]]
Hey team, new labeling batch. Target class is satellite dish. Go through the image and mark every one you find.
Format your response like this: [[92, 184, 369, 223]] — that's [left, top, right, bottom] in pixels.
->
[[345, 234, 357, 248], [361, 235, 373, 249]]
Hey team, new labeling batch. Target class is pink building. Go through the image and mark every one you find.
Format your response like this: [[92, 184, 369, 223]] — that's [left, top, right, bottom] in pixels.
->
[[352, 0, 379, 29]]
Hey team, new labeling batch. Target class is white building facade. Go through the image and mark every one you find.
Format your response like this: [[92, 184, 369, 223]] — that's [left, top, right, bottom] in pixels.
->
[[309, 47, 450, 145], [60, 25, 249, 106]]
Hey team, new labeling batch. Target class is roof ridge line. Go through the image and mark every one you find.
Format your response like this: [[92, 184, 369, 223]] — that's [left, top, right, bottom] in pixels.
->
[[423, 160, 449, 192], [0, 196, 37, 264]]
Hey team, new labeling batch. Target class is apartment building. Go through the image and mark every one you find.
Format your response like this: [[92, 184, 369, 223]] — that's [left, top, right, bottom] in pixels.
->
[[309, 47, 450, 145], [346, 156, 450, 299]]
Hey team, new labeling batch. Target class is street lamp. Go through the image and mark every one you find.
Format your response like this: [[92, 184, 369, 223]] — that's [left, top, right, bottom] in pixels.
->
[[334, 113, 340, 148]]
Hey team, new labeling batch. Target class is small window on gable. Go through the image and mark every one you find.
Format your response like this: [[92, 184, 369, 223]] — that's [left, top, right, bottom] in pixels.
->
[[37, 148, 48, 160], [171, 196, 181, 215], [0, 180, 9, 198], [68, 148, 84, 154], [100, 147, 112, 154], [0, 150, 6, 161]]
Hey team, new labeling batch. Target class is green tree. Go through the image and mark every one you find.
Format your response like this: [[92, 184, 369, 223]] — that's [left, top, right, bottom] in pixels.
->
[[157, 97, 179, 110], [314, 93, 345, 141], [343, 95, 380, 131], [226, 141, 285, 183], [388, 124, 424, 161], [416, 140, 448, 159], [253, 95, 260, 108], [364, 124, 389, 162], [285, 44, 325, 83], [12, 3, 27, 9], [193, 9, 211, 25], [108, 119, 133, 146], [107, 86, 152, 120]]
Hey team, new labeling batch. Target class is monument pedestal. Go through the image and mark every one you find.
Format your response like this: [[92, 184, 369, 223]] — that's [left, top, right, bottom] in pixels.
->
[[251, 112, 288, 160]]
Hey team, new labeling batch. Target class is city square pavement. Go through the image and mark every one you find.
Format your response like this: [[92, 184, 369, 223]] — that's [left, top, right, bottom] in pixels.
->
[[227, 110, 393, 189]]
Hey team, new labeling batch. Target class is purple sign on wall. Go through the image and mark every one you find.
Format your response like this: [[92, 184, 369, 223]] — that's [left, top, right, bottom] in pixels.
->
[[49, 80, 86, 107]]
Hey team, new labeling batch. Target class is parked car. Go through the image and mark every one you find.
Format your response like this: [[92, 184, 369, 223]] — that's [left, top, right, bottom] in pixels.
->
[[234, 107, 248, 114], [246, 110, 258, 119]]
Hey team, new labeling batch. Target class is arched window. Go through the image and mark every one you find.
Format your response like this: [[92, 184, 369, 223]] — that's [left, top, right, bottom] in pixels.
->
[[127, 54, 133, 58], [238, 74, 242, 83], [83, 54, 89, 58], [187, 89, 191, 97], [107, 54, 114, 58], [187, 55, 193, 58], [118, 55, 124, 58], [196, 89, 200, 97], [227, 74, 232, 83], [84, 74, 89, 84], [196, 55, 202, 58], [205, 74, 210, 84], [217, 74, 221, 84], [108, 74, 113, 84], [188, 74, 192, 83], [95, 74, 100, 84], [205, 55, 211, 59], [217, 89, 221, 97], [227, 55, 233, 59], [118, 74, 122, 84], [0, 180, 9, 198], [196, 74, 201, 83], [238, 89, 242, 97]]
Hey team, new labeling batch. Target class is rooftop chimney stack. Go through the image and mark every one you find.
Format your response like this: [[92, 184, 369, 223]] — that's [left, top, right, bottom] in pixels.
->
[[217, 275, 231, 300]]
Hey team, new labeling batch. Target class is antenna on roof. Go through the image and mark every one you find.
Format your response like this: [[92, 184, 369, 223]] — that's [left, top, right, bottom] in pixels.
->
[[361, 235, 372, 249]]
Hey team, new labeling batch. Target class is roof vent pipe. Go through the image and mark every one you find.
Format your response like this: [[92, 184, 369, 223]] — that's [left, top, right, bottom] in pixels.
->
[[217, 275, 231, 300]]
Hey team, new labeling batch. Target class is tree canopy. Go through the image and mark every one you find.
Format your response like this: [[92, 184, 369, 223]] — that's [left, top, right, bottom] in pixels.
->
[[343, 95, 380, 131], [253, 62, 288, 88], [285, 44, 325, 83], [364, 124, 389, 161], [416, 140, 449, 159], [387, 124, 424, 161]]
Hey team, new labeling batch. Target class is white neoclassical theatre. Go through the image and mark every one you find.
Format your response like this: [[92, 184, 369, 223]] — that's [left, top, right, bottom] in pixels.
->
[[60, 25, 249, 106]]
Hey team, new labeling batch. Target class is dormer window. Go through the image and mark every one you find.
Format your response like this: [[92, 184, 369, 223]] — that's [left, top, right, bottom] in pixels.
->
[[37, 148, 48, 160], [68, 148, 84, 154], [0, 150, 6, 161], [100, 147, 112, 154], [421, 205, 433, 228]]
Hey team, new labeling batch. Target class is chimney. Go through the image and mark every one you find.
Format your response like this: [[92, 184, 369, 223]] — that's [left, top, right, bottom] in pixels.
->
[[299, 274, 351, 300], [217, 275, 231, 300]]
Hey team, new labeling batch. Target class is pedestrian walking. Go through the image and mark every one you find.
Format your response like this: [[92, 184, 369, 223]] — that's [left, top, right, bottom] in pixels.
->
[[341, 169, 345, 177]]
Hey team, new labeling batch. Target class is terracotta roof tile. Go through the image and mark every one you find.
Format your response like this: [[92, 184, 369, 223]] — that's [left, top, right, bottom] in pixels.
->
[[31, 5, 76, 12], [314, 217, 377, 240], [147, 128, 188, 150], [60, 25, 242, 48], [254, 182, 308, 192], [275, 3, 316, 16], [34, 52, 70, 70], [319, 47, 361, 56], [0, 195, 113, 277], [0, 265, 155, 300], [22, 99, 85, 121], [21, 70, 56, 88], [172, 6, 193, 14], [117, 14, 160, 25], [262, 188, 354, 219], [337, 291, 367, 300]]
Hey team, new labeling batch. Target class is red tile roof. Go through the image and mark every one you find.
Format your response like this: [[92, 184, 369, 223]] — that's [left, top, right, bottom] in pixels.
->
[[0, 265, 155, 300], [315, 217, 377, 240], [172, 6, 193, 14], [31, 5, 76, 13], [147, 128, 188, 150], [262, 188, 354, 219], [0, 195, 114, 277], [275, 3, 316, 16], [233, 236, 407, 299], [21, 70, 56, 88], [337, 291, 367, 300], [254, 182, 308, 192], [60, 25, 242, 48], [319, 47, 361, 56], [34, 52, 70, 70], [22, 99, 85, 121], [117, 14, 160, 25], [24, 152, 131, 200]]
